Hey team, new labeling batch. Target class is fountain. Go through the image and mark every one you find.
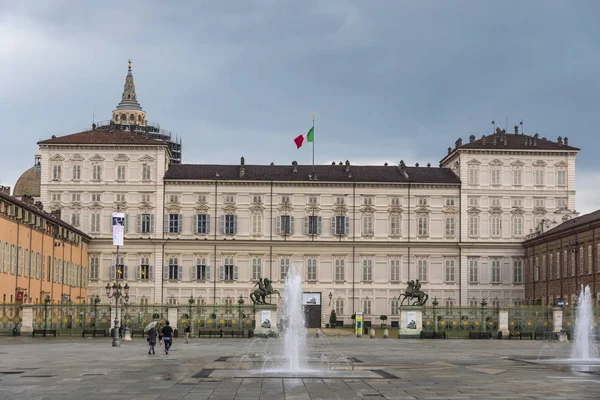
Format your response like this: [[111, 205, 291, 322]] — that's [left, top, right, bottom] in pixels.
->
[[281, 262, 308, 371], [571, 285, 599, 361]]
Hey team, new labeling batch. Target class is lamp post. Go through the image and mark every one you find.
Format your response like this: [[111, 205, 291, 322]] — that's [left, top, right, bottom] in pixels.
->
[[43, 293, 51, 333], [105, 282, 129, 347], [480, 298, 487, 331], [328, 292, 333, 306], [188, 295, 195, 335], [432, 297, 439, 333], [237, 295, 245, 331], [123, 298, 131, 340], [93, 294, 100, 328]]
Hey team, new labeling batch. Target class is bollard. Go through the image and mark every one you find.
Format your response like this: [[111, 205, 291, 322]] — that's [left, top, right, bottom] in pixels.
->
[[370, 328, 375, 338], [383, 328, 389, 338], [315, 329, 321, 338]]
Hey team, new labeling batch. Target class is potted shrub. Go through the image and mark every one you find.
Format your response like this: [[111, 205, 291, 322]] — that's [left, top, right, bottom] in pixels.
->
[[379, 315, 388, 329], [329, 310, 337, 328]]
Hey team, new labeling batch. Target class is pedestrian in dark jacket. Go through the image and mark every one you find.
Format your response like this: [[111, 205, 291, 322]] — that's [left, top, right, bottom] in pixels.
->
[[147, 326, 157, 355], [161, 321, 174, 354]]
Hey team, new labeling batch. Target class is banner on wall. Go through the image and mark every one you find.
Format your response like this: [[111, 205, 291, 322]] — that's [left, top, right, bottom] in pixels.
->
[[15, 291, 24, 303], [112, 212, 125, 246], [302, 292, 321, 305]]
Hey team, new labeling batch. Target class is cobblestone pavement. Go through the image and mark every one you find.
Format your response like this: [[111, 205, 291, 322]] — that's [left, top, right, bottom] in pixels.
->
[[0, 336, 599, 399]]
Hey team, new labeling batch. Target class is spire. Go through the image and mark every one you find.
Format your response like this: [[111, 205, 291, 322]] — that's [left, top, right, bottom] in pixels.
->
[[111, 60, 147, 124]]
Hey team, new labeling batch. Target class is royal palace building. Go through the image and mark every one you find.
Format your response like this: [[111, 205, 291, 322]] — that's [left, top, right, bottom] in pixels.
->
[[15, 61, 581, 324]]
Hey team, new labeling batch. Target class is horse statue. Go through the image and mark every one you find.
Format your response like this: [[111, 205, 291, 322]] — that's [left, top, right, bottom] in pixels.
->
[[250, 278, 282, 305], [398, 279, 429, 306]]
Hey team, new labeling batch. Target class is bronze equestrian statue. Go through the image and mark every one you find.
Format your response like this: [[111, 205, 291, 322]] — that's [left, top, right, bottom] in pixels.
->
[[250, 278, 281, 305], [398, 279, 429, 306]]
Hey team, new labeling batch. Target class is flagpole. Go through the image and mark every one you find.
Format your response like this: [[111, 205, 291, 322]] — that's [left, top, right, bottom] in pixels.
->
[[312, 115, 315, 173]]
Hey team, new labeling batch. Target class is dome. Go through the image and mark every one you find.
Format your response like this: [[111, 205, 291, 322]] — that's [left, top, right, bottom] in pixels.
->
[[14, 157, 41, 198]]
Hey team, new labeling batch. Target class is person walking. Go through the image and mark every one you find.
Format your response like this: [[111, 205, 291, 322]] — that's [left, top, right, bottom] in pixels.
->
[[184, 323, 191, 344], [147, 326, 157, 355], [161, 321, 174, 354], [158, 323, 164, 345]]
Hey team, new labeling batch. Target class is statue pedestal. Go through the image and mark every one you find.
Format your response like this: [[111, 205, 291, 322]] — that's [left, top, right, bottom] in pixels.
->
[[254, 304, 279, 337], [398, 307, 422, 339]]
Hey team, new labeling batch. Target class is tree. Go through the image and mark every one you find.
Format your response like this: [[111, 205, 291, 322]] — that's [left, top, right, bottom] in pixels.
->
[[329, 310, 337, 328], [380, 315, 388, 329]]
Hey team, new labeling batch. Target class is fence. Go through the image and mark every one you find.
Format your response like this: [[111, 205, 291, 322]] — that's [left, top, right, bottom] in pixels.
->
[[421, 306, 499, 338], [176, 304, 256, 333]]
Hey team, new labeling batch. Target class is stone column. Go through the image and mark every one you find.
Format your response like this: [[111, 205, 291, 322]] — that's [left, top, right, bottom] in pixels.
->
[[21, 304, 34, 335], [552, 307, 563, 333], [498, 308, 509, 339]]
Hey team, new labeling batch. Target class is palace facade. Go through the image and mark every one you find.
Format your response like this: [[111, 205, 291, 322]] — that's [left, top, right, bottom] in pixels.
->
[[18, 61, 581, 323]]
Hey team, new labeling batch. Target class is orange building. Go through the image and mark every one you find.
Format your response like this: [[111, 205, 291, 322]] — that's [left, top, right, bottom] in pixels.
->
[[0, 187, 90, 304]]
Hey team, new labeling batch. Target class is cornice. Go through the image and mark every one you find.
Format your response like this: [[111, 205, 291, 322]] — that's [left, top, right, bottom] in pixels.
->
[[164, 180, 459, 189]]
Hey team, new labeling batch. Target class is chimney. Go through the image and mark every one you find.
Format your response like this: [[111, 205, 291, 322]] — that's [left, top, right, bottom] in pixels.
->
[[557, 136, 563, 145], [447, 147, 452, 155], [427, 163, 431, 168], [50, 209, 61, 220], [415, 162, 419, 167], [239, 156, 245, 178], [564, 137, 569, 146], [533, 137, 537, 147], [482, 135, 487, 145], [398, 160, 406, 172], [514, 125, 519, 134], [492, 136, 497, 146], [455, 138, 462, 148], [0, 185, 10, 195], [292, 160, 298, 173], [331, 161, 335, 165], [344, 160, 350, 173], [469, 135, 475, 143], [384, 162, 388, 166], [34, 201, 44, 211], [534, 133, 539, 139]]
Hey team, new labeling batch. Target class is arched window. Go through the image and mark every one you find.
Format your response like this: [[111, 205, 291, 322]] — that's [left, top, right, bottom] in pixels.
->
[[120, 114, 126, 121], [130, 114, 135, 121]]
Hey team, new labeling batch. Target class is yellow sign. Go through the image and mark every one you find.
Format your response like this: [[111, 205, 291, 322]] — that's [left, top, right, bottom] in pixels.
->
[[355, 312, 364, 336]]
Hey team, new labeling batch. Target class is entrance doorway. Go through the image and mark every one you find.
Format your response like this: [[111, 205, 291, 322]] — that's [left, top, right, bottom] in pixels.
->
[[302, 292, 322, 328]]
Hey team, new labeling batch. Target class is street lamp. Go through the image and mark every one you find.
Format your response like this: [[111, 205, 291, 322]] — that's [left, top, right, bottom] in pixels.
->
[[42, 293, 51, 334], [480, 298, 487, 332], [105, 282, 129, 347], [328, 292, 333, 306], [432, 297, 439, 333], [188, 295, 195, 335], [237, 295, 245, 331]]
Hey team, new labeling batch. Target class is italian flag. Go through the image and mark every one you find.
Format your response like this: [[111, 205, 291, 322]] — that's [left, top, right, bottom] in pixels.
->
[[294, 127, 314, 149]]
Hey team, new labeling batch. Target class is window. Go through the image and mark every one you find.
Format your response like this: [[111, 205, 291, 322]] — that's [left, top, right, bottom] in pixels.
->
[[276, 215, 294, 235], [534, 169, 545, 186], [70, 213, 80, 228], [72, 164, 81, 180], [512, 216, 523, 236], [335, 298, 344, 315], [139, 214, 154, 233], [512, 198, 523, 208], [390, 197, 401, 206], [168, 194, 180, 203], [417, 215, 428, 236], [362, 197, 373, 205], [390, 258, 400, 282], [224, 195, 235, 204], [445, 299, 455, 307], [92, 164, 102, 181], [490, 168, 501, 185], [221, 215, 237, 235], [468, 197, 479, 207], [418, 258, 427, 281], [444, 198, 455, 206], [335, 197, 345, 205], [331, 215, 349, 235], [71, 193, 81, 202], [165, 257, 181, 280], [280, 196, 290, 204], [513, 259, 523, 283], [307, 196, 317, 205], [335, 259, 345, 281], [512, 168, 522, 185], [468, 258, 478, 283], [139, 256, 152, 280], [490, 198, 501, 207], [252, 258, 262, 280], [280, 258, 290, 280], [194, 214, 210, 234], [10, 245, 16, 274], [251, 214, 262, 235], [468, 168, 479, 185], [534, 264, 539, 281], [445, 216, 455, 236], [253, 195, 263, 204], [445, 258, 455, 282], [391, 299, 399, 315], [51, 193, 61, 202], [91, 212, 101, 233], [534, 198, 545, 208], [141, 164, 151, 181], [197, 194, 208, 203], [168, 214, 182, 233], [491, 258, 501, 283], [417, 197, 428, 206], [363, 299, 372, 315], [556, 169, 567, 186], [556, 198, 567, 209], [305, 215, 321, 235], [362, 258, 372, 281], [390, 215, 401, 236], [117, 165, 126, 181], [52, 165, 62, 181], [490, 215, 501, 237], [116, 193, 126, 202], [91, 193, 101, 202], [563, 251, 568, 278], [468, 215, 479, 237], [556, 252, 561, 278], [192, 257, 210, 281], [362, 214, 373, 236], [307, 257, 317, 281]]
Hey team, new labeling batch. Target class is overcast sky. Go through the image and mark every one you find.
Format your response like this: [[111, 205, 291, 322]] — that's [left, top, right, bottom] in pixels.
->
[[1, 1, 599, 213]]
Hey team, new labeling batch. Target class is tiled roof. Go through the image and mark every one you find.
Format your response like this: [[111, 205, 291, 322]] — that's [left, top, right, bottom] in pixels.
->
[[0, 191, 91, 240], [441, 130, 579, 163], [164, 163, 460, 184], [38, 128, 170, 146], [527, 210, 600, 241]]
